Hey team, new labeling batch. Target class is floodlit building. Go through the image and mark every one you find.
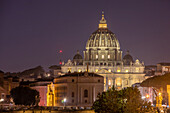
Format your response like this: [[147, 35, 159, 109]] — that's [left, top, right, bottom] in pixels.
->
[[61, 13, 145, 90], [30, 78, 53, 106], [133, 83, 155, 104], [47, 72, 104, 107]]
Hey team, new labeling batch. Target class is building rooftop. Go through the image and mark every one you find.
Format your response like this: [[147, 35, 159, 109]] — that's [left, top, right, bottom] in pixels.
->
[[157, 62, 170, 66], [57, 72, 103, 78]]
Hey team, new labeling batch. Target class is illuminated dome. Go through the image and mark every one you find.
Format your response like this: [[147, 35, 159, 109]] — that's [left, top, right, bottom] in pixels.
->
[[84, 12, 122, 63], [123, 50, 133, 65], [86, 12, 120, 50]]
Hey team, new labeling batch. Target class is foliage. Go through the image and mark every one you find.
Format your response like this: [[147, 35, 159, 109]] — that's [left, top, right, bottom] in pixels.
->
[[10, 86, 39, 106], [92, 86, 152, 113], [92, 87, 121, 113]]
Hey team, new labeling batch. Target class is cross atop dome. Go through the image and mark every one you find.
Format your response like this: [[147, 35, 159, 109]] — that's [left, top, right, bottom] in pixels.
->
[[99, 11, 107, 28]]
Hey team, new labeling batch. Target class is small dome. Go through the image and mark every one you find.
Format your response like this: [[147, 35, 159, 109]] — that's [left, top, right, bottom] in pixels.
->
[[123, 50, 133, 65], [73, 50, 82, 60]]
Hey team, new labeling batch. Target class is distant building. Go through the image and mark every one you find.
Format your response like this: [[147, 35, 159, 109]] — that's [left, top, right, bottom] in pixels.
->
[[133, 83, 155, 105], [49, 65, 62, 77], [30, 78, 53, 106], [145, 65, 157, 78], [155, 63, 170, 76], [0, 86, 6, 102], [61, 13, 145, 90], [3, 76, 19, 95], [47, 72, 104, 107], [0, 70, 19, 106]]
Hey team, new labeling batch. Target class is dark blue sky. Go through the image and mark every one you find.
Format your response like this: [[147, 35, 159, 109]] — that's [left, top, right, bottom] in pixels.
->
[[1, 0, 170, 72]]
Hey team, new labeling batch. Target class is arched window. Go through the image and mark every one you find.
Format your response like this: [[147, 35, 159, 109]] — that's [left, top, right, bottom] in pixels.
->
[[84, 89, 88, 97], [72, 92, 74, 97]]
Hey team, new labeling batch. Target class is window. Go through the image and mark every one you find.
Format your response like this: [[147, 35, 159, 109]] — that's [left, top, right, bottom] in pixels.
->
[[84, 89, 88, 97], [98, 79, 100, 82], [116, 78, 122, 86], [136, 68, 139, 72], [102, 40, 104, 46], [96, 55, 98, 59], [117, 70, 121, 72], [108, 55, 110, 59], [102, 55, 104, 59], [78, 69, 81, 72], [72, 99, 74, 103], [72, 92, 74, 97], [117, 63, 120, 65], [126, 80, 128, 85], [108, 40, 110, 46], [108, 80, 111, 85], [72, 79, 74, 82], [96, 69, 98, 72], [96, 40, 98, 46], [85, 100, 87, 103]]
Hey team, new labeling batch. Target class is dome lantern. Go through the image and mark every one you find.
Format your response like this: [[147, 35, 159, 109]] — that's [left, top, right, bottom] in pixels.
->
[[99, 11, 107, 28]]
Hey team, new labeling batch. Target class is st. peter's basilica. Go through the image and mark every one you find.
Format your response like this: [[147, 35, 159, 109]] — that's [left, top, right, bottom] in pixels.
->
[[61, 13, 145, 91]]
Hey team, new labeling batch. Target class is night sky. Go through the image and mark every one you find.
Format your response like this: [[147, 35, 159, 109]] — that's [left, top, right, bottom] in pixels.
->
[[1, 0, 170, 72]]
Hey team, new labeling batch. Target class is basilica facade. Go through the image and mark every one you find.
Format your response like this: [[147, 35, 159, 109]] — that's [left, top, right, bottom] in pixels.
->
[[61, 13, 145, 91]]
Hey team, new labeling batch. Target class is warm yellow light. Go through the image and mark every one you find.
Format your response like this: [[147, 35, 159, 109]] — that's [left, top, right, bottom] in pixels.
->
[[68, 68, 71, 72], [125, 69, 129, 72], [99, 24, 107, 28], [102, 55, 104, 59], [108, 69, 111, 72], [116, 78, 121, 86], [96, 69, 98, 72], [136, 68, 139, 72], [108, 80, 111, 85], [108, 55, 110, 59], [159, 92, 161, 96], [117, 70, 121, 72], [96, 55, 98, 59], [78, 69, 81, 72], [86, 69, 89, 72], [146, 94, 149, 98]]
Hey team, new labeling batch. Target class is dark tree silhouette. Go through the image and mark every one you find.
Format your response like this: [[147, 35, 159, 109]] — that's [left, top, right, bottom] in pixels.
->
[[92, 86, 152, 113], [10, 86, 39, 106]]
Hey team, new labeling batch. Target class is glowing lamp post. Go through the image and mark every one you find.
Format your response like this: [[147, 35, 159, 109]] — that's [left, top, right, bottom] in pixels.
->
[[62, 98, 67, 108], [146, 94, 149, 98]]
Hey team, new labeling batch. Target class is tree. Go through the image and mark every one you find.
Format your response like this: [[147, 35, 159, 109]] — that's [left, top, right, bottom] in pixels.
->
[[10, 86, 39, 106], [92, 86, 152, 113], [92, 87, 121, 113]]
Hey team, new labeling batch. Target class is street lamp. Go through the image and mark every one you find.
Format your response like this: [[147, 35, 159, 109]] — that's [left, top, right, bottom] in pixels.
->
[[62, 98, 67, 108], [146, 94, 149, 98]]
